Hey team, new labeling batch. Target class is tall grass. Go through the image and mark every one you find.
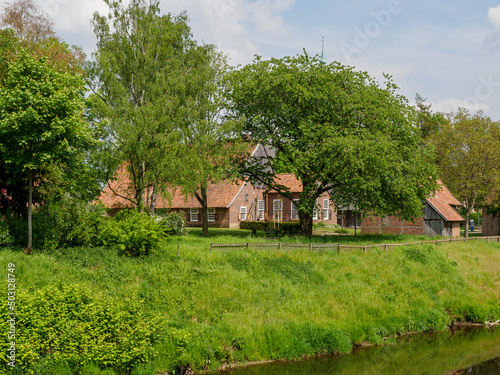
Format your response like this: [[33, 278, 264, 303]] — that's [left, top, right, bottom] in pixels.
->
[[1, 231, 500, 374]]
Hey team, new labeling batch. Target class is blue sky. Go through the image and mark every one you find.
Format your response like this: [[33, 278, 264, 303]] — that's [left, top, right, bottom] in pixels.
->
[[31, 0, 500, 120]]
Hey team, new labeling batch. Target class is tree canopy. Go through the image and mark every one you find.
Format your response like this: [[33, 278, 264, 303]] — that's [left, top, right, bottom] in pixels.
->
[[430, 108, 500, 237], [0, 51, 94, 249], [225, 53, 438, 235], [88, 0, 217, 212]]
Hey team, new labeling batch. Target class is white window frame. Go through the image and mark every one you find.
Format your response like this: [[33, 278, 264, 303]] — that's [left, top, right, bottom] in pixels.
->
[[258, 199, 265, 221], [240, 206, 247, 221], [190, 208, 198, 222], [208, 208, 216, 222], [322, 199, 330, 221], [291, 199, 299, 220], [313, 199, 319, 220]]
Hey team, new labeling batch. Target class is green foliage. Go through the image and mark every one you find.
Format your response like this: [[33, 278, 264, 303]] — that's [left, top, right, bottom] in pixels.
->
[[88, 0, 209, 212], [0, 284, 163, 373], [0, 219, 12, 246], [226, 52, 438, 235], [4, 199, 106, 250], [154, 211, 186, 236], [240, 221, 302, 235], [430, 108, 500, 237], [99, 210, 165, 257]]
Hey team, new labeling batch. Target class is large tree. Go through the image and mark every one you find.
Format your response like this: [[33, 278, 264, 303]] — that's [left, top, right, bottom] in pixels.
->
[[0, 51, 93, 250], [174, 48, 247, 235], [430, 108, 500, 237], [225, 53, 437, 235], [88, 0, 206, 212]]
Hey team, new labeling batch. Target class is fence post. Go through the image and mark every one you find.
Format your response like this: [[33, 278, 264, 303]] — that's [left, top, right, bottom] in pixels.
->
[[210, 243, 213, 253], [385, 243, 388, 252], [309, 243, 312, 251], [177, 243, 180, 257], [436, 240, 439, 246], [279, 242, 281, 251], [337, 243, 340, 254], [246, 243, 249, 249], [364, 246, 367, 253]]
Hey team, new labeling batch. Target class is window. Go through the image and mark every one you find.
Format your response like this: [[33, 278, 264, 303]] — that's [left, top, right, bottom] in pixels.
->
[[258, 200, 265, 220], [291, 199, 299, 220], [313, 199, 319, 220], [273, 199, 282, 220], [240, 206, 247, 221], [190, 208, 198, 222], [322, 199, 329, 220], [244, 193, 249, 202], [208, 208, 216, 222]]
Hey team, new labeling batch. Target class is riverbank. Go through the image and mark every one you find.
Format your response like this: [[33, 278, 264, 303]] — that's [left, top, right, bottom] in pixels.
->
[[1, 231, 499, 374]]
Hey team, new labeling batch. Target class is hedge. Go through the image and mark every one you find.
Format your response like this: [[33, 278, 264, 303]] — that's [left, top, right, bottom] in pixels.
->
[[240, 221, 302, 235]]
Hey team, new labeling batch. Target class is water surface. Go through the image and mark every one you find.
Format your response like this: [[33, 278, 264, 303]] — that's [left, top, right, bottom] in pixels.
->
[[224, 326, 500, 375]]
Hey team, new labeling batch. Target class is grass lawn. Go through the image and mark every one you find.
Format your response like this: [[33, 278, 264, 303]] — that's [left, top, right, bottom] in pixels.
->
[[1, 230, 500, 374]]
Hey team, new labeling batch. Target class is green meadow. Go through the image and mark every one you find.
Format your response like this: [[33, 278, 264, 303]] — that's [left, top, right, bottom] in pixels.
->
[[1, 229, 500, 374]]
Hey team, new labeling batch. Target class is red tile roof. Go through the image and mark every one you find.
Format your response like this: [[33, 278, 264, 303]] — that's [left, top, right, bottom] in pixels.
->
[[426, 180, 464, 222], [273, 174, 303, 192], [98, 164, 247, 209]]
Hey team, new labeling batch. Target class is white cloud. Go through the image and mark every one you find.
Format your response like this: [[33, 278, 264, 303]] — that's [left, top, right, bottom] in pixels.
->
[[432, 98, 489, 114], [484, 5, 500, 52], [160, 0, 295, 65]]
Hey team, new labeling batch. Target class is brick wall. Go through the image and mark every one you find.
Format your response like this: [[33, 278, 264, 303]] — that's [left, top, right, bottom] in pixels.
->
[[482, 213, 499, 236], [228, 182, 264, 228], [264, 192, 337, 225], [361, 215, 425, 235]]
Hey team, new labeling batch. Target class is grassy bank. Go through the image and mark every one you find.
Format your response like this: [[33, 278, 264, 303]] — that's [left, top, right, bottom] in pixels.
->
[[1, 230, 500, 374]]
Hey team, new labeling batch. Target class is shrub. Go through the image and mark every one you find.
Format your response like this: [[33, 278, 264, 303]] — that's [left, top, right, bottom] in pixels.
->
[[3, 198, 107, 250], [155, 211, 186, 236], [99, 210, 165, 257], [0, 285, 163, 373], [240, 221, 302, 235], [0, 219, 12, 246]]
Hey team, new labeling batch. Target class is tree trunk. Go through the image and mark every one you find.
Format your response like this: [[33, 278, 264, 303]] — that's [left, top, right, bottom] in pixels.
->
[[298, 212, 313, 236], [194, 187, 209, 236], [464, 208, 470, 238], [27, 170, 33, 251], [149, 184, 157, 215]]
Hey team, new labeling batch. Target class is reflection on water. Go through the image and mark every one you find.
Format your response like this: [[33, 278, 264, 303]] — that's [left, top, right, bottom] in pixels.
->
[[224, 327, 500, 375], [451, 355, 500, 375]]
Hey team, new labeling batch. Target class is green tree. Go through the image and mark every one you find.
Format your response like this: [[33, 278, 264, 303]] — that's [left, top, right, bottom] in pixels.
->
[[225, 53, 437, 236], [415, 93, 448, 142], [174, 47, 247, 235], [0, 0, 92, 219], [0, 51, 92, 250], [430, 108, 500, 237], [88, 0, 203, 213]]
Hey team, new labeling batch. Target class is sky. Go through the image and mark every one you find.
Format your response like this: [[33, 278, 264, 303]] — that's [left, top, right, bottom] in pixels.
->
[[23, 0, 500, 120]]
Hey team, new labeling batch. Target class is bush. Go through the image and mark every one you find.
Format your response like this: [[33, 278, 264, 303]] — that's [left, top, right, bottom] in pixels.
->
[[154, 211, 186, 236], [240, 221, 302, 235], [0, 219, 12, 246], [0, 285, 163, 374], [99, 210, 165, 257], [3, 199, 107, 250]]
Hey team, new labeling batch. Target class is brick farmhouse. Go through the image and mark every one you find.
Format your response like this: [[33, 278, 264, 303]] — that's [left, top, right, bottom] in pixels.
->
[[98, 168, 336, 229], [362, 180, 464, 237]]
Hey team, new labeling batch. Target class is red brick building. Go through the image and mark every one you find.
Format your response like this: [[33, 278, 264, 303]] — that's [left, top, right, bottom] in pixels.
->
[[98, 168, 337, 229], [263, 174, 337, 225], [362, 180, 464, 237], [482, 212, 499, 236]]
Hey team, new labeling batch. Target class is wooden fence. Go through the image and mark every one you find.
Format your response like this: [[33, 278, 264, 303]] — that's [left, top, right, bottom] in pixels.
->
[[209, 236, 500, 253]]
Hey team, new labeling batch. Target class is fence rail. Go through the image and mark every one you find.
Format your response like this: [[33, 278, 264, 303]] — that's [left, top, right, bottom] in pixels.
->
[[209, 236, 500, 253]]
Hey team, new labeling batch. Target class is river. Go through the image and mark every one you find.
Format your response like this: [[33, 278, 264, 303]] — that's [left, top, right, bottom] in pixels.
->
[[222, 326, 500, 375]]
